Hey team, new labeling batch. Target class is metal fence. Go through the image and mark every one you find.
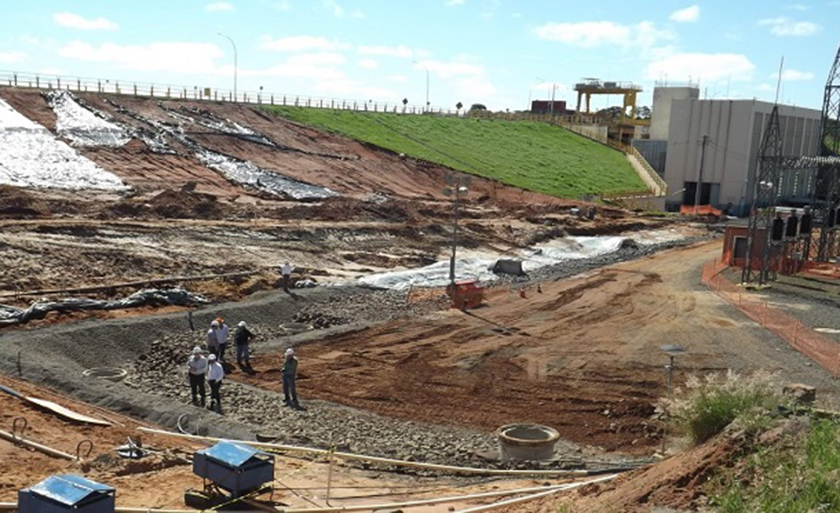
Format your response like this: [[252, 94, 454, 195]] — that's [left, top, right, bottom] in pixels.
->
[[0, 69, 460, 116], [701, 259, 840, 376]]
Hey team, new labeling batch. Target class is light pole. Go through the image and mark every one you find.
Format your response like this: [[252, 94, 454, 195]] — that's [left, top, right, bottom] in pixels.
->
[[413, 60, 430, 112], [443, 174, 470, 290], [218, 32, 237, 102]]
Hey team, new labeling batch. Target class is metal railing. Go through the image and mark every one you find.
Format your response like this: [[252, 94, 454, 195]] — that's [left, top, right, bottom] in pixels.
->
[[0, 69, 461, 116]]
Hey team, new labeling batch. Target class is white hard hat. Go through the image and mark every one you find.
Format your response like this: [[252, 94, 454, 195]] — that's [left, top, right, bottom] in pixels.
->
[[238, 321, 246, 328], [210, 320, 220, 327], [208, 354, 217, 361], [285, 348, 295, 356], [192, 346, 202, 354]]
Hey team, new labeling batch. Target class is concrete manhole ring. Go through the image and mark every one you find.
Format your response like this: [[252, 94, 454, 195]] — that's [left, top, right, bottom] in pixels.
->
[[82, 367, 128, 382], [497, 423, 560, 461], [280, 322, 312, 335]]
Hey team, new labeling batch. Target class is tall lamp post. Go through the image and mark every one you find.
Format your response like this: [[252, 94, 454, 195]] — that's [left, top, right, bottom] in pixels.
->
[[413, 60, 430, 112], [218, 32, 237, 102], [443, 173, 470, 290]]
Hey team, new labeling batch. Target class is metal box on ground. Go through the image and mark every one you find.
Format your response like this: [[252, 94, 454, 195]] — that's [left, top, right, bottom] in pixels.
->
[[451, 280, 484, 310], [19, 474, 115, 513], [193, 441, 274, 497]]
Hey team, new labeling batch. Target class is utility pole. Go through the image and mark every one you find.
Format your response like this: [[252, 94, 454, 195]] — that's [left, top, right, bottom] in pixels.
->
[[443, 175, 469, 290], [695, 135, 709, 214], [549, 83, 556, 117]]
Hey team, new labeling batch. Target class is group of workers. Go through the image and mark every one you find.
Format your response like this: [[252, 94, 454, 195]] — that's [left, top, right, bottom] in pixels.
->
[[187, 316, 302, 414]]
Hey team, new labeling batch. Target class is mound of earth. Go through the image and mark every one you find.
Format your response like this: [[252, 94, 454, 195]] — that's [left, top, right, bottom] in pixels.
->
[[148, 189, 224, 219], [0, 185, 50, 218]]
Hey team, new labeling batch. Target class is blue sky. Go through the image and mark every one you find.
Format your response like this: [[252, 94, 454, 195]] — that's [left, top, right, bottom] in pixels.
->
[[1, 0, 838, 111]]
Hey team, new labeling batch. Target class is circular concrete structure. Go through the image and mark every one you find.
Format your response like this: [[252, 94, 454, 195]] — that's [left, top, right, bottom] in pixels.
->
[[82, 367, 127, 382], [497, 423, 560, 461]]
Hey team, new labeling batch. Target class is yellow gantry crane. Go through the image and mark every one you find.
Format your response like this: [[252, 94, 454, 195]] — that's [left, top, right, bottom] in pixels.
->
[[574, 78, 646, 125]]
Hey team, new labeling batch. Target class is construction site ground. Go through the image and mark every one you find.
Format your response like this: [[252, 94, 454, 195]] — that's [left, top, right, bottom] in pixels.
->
[[4, 238, 840, 510]]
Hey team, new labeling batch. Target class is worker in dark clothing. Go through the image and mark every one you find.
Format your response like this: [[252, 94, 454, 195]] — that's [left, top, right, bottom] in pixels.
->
[[234, 321, 255, 371], [282, 348, 303, 410]]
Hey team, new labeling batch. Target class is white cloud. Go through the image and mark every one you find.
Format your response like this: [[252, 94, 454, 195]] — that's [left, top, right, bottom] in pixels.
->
[[788, 3, 810, 10], [0, 51, 27, 64], [358, 45, 414, 58], [58, 41, 223, 73], [359, 58, 378, 69], [670, 5, 700, 22], [777, 69, 814, 81], [285, 52, 346, 66], [323, 0, 344, 16], [260, 35, 345, 52], [646, 53, 755, 83], [352, 9, 365, 18], [445, 0, 464, 6], [758, 17, 821, 36], [53, 12, 118, 30], [206, 2, 235, 11], [534, 21, 673, 51]]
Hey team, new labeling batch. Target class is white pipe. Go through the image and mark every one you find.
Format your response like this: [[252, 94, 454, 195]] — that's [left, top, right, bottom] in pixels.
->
[[453, 474, 617, 512], [280, 480, 611, 513], [0, 428, 75, 460], [138, 427, 591, 477]]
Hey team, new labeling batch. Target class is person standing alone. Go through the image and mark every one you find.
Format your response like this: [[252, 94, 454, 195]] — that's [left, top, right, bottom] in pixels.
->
[[282, 262, 293, 293], [207, 354, 225, 414], [282, 348, 303, 410], [186, 346, 208, 407]]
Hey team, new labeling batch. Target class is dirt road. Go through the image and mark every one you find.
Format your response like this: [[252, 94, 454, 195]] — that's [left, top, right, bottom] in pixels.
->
[[236, 240, 840, 454]]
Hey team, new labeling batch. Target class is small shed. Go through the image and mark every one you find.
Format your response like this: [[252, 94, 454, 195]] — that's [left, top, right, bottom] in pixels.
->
[[19, 474, 115, 513], [193, 441, 274, 497]]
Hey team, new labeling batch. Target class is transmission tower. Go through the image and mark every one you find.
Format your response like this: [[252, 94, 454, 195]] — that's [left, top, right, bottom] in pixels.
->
[[814, 41, 840, 261], [742, 106, 783, 286]]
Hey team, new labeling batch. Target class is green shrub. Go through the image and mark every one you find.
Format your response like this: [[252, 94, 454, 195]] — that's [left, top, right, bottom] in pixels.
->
[[665, 370, 788, 445]]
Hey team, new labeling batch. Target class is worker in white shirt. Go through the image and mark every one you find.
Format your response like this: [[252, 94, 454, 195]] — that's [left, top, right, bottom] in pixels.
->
[[207, 354, 225, 414], [187, 346, 208, 407], [282, 262, 293, 292], [215, 317, 230, 363]]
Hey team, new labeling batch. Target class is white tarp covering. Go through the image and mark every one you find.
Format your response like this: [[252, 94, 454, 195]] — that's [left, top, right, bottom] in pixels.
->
[[0, 98, 127, 190], [47, 91, 131, 147], [358, 230, 685, 290]]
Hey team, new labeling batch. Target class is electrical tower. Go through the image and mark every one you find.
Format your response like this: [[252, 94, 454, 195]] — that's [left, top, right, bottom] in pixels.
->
[[741, 106, 783, 286], [814, 42, 840, 261]]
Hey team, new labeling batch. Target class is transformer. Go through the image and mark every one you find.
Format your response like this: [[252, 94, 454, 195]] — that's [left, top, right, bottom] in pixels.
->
[[19, 475, 115, 513], [193, 441, 274, 497]]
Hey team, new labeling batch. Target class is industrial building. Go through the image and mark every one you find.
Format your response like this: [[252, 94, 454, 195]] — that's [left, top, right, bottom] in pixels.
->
[[642, 85, 822, 215]]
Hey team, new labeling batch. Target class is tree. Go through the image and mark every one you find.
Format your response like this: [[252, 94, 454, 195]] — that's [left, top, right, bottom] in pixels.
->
[[456, 101, 463, 115], [469, 103, 487, 112], [402, 97, 408, 114], [595, 106, 623, 121], [635, 106, 651, 120]]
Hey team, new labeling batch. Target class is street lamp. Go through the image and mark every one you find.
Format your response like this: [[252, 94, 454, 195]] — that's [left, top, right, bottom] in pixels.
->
[[413, 60, 430, 112], [443, 173, 470, 290], [659, 344, 686, 455], [218, 32, 237, 102]]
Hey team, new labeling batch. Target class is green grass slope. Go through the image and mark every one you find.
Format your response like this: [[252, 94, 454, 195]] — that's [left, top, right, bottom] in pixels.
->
[[264, 107, 647, 198]]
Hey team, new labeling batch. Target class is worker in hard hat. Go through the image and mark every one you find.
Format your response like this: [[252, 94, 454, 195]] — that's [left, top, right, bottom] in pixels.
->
[[215, 317, 230, 363], [282, 348, 303, 410], [207, 354, 225, 414], [234, 321, 255, 371], [187, 346, 208, 407], [281, 262, 294, 293], [207, 320, 220, 358]]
